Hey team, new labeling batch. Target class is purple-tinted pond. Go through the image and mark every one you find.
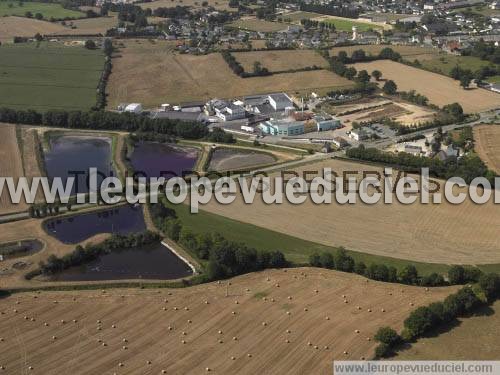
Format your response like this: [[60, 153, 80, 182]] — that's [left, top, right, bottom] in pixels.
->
[[44, 135, 117, 195], [44, 205, 146, 244], [51, 243, 193, 281], [129, 142, 198, 179]]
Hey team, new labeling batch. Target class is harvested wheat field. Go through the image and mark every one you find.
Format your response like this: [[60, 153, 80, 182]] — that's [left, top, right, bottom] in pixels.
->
[[202, 158, 500, 265], [0, 124, 25, 214], [232, 50, 328, 72], [473, 125, 500, 174], [107, 40, 353, 108], [48, 16, 118, 35], [0, 16, 66, 43], [352, 60, 500, 113], [0, 268, 455, 374]]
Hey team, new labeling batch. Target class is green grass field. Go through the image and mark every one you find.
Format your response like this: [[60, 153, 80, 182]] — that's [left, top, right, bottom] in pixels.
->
[[0, 42, 104, 111], [166, 201, 453, 276], [0, 1, 84, 19], [420, 55, 496, 76]]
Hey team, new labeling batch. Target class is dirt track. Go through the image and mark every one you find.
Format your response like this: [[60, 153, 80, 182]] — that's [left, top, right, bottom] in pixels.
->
[[202, 158, 500, 264], [473, 125, 500, 174], [0, 268, 455, 374]]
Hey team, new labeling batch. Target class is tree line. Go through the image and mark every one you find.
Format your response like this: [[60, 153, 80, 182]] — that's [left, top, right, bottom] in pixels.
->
[[374, 272, 500, 357], [150, 201, 288, 281], [309, 249, 486, 287], [0, 108, 209, 139], [346, 144, 494, 185]]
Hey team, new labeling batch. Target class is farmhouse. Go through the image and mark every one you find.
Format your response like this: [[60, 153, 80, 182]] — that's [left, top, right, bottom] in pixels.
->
[[403, 144, 423, 156], [258, 119, 305, 136], [124, 103, 142, 113], [349, 129, 369, 141]]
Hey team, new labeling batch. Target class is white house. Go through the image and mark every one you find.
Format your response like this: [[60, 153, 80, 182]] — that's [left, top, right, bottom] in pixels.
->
[[124, 103, 142, 113], [349, 129, 368, 141], [215, 102, 246, 121]]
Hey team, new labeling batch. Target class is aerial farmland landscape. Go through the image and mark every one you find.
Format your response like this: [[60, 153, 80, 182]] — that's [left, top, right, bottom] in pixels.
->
[[0, 0, 499, 373]]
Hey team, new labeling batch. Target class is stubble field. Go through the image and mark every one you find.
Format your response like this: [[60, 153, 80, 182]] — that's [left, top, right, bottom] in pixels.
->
[[107, 40, 353, 108], [0, 16, 65, 43], [0, 268, 455, 374], [201, 158, 500, 265], [0, 124, 26, 214], [473, 125, 500, 174], [232, 50, 328, 72], [352, 60, 500, 113]]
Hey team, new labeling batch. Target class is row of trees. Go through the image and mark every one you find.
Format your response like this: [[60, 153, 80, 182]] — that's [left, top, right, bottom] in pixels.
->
[[0, 108, 209, 139], [150, 201, 287, 281], [96, 38, 113, 110], [221, 51, 273, 78], [36, 231, 161, 276], [299, 3, 359, 18], [310, 250, 446, 287], [346, 144, 493, 185]]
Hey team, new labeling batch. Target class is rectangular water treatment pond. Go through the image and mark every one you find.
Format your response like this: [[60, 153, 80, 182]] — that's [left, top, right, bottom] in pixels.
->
[[44, 205, 146, 244], [51, 243, 193, 281]]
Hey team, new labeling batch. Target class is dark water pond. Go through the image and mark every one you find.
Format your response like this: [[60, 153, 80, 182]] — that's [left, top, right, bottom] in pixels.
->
[[0, 239, 44, 260], [44, 135, 117, 195], [44, 205, 146, 244], [129, 142, 198, 179], [52, 243, 193, 281]]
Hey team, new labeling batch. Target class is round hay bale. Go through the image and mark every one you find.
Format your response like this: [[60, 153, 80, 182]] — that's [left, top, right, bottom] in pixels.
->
[[367, 309, 372, 312], [52, 336, 57, 340], [425, 287, 429, 292], [246, 288, 250, 292], [247, 354, 252, 358], [168, 326, 173, 331], [344, 300, 348, 304], [325, 316, 330, 320], [271, 298, 275, 302], [307, 342, 312, 346], [174, 307, 178, 311], [410, 302, 414, 306], [231, 356, 236, 360], [206, 367, 211, 372], [314, 345, 318, 349], [218, 330, 223, 334], [366, 337, 371, 341], [181, 340, 186, 344], [266, 277, 270, 281], [13, 309, 17, 313], [324, 346, 329, 350], [184, 307, 189, 311], [218, 339, 223, 344], [285, 339, 290, 343], [381, 308, 385, 312], [123, 338, 128, 343], [146, 360, 152, 365], [0, 365, 4, 370], [122, 346, 128, 350], [263, 297, 267, 301], [182, 331, 187, 336], [187, 319, 192, 324], [102, 342, 107, 347], [205, 301, 209, 305], [304, 308, 308, 312], [314, 289, 319, 293], [287, 296, 292, 300], [162, 307, 167, 311], [97, 320, 101, 324], [286, 311, 291, 315], [44, 322, 49, 327], [355, 330, 360, 334], [164, 299, 168, 303], [61, 320, 65, 324], [235, 301, 239, 305], [161, 370, 167, 374], [343, 351, 348, 355], [233, 336, 237, 341], [111, 324, 116, 329], [356, 306, 361, 310], [0, 338, 3, 342], [118, 363, 124, 367], [231, 311, 236, 315], [73, 319, 77, 323], [262, 322, 267, 326], [275, 284, 280, 288], [28, 366, 33, 370]]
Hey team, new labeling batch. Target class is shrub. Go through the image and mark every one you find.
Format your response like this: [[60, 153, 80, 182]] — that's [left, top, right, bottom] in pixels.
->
[[374, 327, 401, 346], [403, 306, 436, 340], [421, 273, 445, 286], [448, 265, 465, 284], [478, 273, 500, 301], [398, 265, 419, 285], [319, 252, 334, 269], [374, 343, 392, 358], [309, 253, 321, 267]]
